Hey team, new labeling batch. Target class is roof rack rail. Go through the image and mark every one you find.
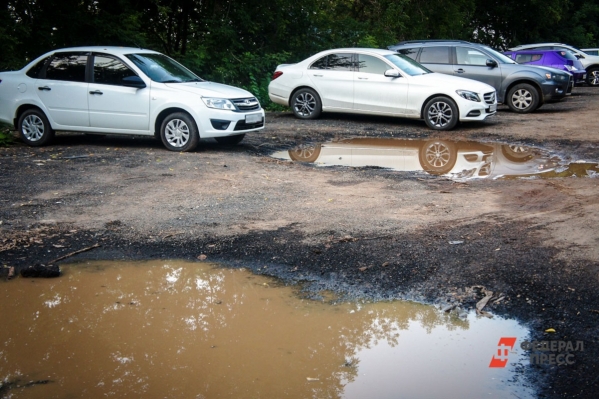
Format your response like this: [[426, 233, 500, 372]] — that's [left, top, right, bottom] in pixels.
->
[[392, 39, 471, 45]]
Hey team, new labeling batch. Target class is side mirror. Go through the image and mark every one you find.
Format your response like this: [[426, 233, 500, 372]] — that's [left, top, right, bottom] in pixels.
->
[[122, 76, 147, 88], [384, 69, 401, 78], [575, 54, 584, 59], [486, 59, 498, 68]]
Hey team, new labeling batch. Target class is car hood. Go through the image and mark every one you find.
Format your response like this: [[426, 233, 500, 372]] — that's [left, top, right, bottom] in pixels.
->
[[164, 81, 255, 98], [501, 63, 570, 76], [412, 73, 495, 92]]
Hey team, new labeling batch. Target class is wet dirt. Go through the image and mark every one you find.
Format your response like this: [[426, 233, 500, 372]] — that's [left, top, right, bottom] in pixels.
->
[[1, 87, 599, 398], [0, 260, 534, 399]]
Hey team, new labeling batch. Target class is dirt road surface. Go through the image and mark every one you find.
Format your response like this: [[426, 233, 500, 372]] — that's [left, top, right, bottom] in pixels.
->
[[2, 87, 599, 398]]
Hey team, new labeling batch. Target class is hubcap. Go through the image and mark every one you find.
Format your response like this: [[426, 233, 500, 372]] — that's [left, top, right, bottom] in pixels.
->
[[589, 70, 599, 86], [165, 119, 190, 147], [427, 102, 453, 127], [425, 142, 451, 167], [294, 93, 316, 117], [511, 89, 532, 109], [22, 115, 45, 141]]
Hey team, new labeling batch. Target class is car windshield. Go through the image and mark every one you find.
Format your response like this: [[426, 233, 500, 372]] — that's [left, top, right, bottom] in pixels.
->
[[383, 54, 431, 76], [482, 46, 517, 64], [559, 50, 579, 61], [125, 53, 203, 83]]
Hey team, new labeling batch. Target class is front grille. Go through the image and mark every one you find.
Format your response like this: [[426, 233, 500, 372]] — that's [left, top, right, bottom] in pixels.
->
[[232, 98, 261, 111], [234, 120, 264, 131], [483, 92, 496, 105]]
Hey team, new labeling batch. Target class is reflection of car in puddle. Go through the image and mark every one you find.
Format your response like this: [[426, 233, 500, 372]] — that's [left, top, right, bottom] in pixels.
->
[[272, 138, 562, 179]]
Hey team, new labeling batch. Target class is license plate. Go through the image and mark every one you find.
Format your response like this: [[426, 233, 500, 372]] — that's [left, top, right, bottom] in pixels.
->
[[245, 114, 262, 124], [489, 104, 497, 112]]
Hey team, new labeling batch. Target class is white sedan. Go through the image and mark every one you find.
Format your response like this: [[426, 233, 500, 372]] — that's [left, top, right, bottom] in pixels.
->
[[268, 48, 497, 130], [0, 46, 265, 151]]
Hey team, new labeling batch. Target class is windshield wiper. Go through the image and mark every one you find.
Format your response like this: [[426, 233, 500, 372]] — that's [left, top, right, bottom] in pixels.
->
[[161, 79, 182, 83]]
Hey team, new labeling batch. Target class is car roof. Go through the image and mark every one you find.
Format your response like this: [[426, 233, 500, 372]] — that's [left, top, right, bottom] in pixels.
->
[[511, 43, 576, 49], [504, 49, 561, 54], [320, 48, 398, 55], [46, 46, 160, 55], [389, 40, 478, 48]]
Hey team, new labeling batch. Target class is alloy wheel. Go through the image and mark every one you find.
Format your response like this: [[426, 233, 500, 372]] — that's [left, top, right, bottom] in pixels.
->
[[21, 115, 45, 142], [293, 92, 316, 117], [510, 89, 532, 110], [427, 101, 453, 128], [164, 119, 190, 148]]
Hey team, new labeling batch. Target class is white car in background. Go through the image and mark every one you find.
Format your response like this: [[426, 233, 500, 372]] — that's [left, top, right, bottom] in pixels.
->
[[0, 46, 265, 151], [268, 48, 497, 130], [509, 43, 599, 86], [582, 48, 599, 56]]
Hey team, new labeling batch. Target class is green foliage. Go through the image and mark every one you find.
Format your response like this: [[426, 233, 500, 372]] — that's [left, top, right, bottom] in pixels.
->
[[2, 0, 599, 96], [0, 124, 15, 147]]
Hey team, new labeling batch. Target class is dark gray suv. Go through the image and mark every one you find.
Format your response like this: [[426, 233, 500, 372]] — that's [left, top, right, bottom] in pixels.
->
[[388, 40, 573, 113]]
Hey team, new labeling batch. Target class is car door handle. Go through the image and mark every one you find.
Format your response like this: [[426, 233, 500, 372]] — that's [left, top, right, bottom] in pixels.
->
[[89, 90, 103, 95], [38, 86, 51, 91], [312, 74, 323, 77], [455, 69, 465, 73], [358, 77, 369, 80]]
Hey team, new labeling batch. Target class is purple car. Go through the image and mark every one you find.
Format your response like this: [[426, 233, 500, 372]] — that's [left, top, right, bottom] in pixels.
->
[[503, 49, 586, 85]]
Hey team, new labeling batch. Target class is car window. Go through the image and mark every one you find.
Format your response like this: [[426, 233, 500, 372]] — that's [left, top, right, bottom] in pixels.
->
[[419, 46, 450, 64], [357, 54, 391, 75], [328, 53, 353, 71], [310, 56, 328, 69], [126, 53, 202, 83], [26, 56, 51, 79], [515, 54, 532, 63], [396, 48, 419, 60], [93, 55, 138, 85], [558, 51, 578, 61], [383, 53, 430, 76], [44, 53, 88, 82], [456, 47, 489, 66]]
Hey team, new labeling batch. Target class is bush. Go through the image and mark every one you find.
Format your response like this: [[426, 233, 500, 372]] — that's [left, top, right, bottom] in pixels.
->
[[0, 124, 15, 147]]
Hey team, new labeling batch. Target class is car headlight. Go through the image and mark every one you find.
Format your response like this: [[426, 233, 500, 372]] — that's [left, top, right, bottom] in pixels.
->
[[202, 98, 236, 110], [564, 65, 575, 71], [456, 90, 481, 102]]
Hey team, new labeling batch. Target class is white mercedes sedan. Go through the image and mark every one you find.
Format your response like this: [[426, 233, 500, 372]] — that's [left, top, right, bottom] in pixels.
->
[[268, 48, 497, 130], [0, 46, 265, 151]]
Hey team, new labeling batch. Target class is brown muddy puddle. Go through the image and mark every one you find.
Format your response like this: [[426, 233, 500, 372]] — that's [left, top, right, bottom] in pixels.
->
[[271, 137, 598, 180], [1, 260, 535, 398]]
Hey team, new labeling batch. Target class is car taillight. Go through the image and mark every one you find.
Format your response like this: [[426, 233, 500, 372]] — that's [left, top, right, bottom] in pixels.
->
[[271, 71, 283, 81]]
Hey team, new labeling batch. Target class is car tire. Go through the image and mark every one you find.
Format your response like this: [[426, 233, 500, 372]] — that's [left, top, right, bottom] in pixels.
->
[[507, 83, 539, 113], [418, 140, 457, 175], [586, 67, 599, 87], [215, 134, 245, 146], [288, 144, 322, 162], [423, 96, 459, 130], [17, 109, 55, 146], [291, 88, 322, 120], [160, 112, 199, 152]]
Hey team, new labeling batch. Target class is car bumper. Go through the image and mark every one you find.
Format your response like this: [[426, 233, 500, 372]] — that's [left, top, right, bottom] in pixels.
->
[[458, 99, 497, 121], [540, 79, 571, 101], [197, 109, 265, 138]]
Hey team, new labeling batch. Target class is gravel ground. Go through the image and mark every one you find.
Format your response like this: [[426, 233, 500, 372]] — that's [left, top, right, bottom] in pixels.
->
[[1, 87, 599, 398]]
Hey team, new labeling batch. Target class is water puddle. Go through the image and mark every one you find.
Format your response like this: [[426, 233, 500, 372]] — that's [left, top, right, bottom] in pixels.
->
[[1, 260, 535, 398], [271, 137, 598, 180]]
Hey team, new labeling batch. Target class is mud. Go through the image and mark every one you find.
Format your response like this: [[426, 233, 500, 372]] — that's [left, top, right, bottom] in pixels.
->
[[1, 87, 599, 398]]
